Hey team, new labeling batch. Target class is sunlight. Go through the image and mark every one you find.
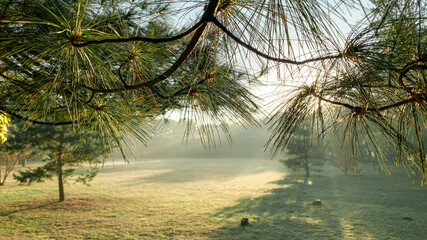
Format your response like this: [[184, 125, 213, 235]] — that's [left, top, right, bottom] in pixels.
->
[[339, 218, 377, 240], [290, 215, 323, 225]]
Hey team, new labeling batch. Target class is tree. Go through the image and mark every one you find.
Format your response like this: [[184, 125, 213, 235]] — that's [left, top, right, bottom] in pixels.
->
[[0, 152, 17, 185], [0, 1, 425, 182], [279, 126, 327, 179], [0, 123, 34, 185], [13, 124, 109, 201]]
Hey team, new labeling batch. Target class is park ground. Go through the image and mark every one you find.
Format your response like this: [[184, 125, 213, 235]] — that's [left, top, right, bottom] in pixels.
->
[[1, 157, 427, 239]]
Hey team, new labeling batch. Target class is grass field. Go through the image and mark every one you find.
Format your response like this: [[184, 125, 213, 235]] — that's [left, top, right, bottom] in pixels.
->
[[1, 158, 427, 239]]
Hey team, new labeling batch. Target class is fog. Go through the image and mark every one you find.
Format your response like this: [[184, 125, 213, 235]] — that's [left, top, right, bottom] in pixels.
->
[[121, 120, 273, 160], [100, 120, 287, 183], [103, 119, 405, 178]]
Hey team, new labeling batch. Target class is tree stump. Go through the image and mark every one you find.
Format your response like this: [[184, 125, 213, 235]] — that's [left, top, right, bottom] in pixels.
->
[[312, 199, 322, 206], [240, 218, 249, 226]]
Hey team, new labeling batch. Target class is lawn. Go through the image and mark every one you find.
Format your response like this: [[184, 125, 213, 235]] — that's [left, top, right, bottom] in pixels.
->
[[1, 158, 426, 239]]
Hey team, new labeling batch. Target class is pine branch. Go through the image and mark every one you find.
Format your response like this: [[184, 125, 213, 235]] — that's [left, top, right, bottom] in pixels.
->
[[77, 1, 221, 94], [211, 17, 343, 65], [70, 20, 206, 47], [0, 109, 75, 125], [153, 76, 209, 100], [315, 93, 426, 113]]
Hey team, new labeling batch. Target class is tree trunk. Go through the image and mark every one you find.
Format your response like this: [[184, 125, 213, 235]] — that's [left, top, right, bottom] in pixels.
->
[[58, 153, 65, 202], [304, 150, 310, 178], [0, 156, 18, 185], [305, 161, 310, 177], [0, 163, 2, 185], [303, 153, 310, 184]]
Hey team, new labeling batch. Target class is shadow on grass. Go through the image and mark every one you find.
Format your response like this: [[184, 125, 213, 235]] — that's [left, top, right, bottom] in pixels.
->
[[209, 173, 427, 240], [0, 197, 111, 217], [0, 200, 57, 217], [209, 176, 343, 240]]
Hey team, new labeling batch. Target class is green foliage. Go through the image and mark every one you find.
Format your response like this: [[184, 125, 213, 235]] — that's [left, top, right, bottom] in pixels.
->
[[12, 124, 111, 200], [13, 166, 53, 184], [76, 167, 98, 185], [279, 126, 326, 176], [0, 122, 35, 185]]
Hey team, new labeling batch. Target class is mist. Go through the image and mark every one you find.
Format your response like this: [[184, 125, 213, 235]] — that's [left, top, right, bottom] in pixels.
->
[[120, 120, 273, 160]]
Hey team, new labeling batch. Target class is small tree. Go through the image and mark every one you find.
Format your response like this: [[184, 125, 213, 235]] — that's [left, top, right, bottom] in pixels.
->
[[0, 153, 17, 185], [13, 124, 111, 201], [279, 127, 326, 178], [0, 123, 33, 185]]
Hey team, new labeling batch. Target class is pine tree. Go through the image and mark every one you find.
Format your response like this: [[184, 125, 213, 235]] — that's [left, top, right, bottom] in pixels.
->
[[279, 125, 327, 179], [13, 124, 109, 201]]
